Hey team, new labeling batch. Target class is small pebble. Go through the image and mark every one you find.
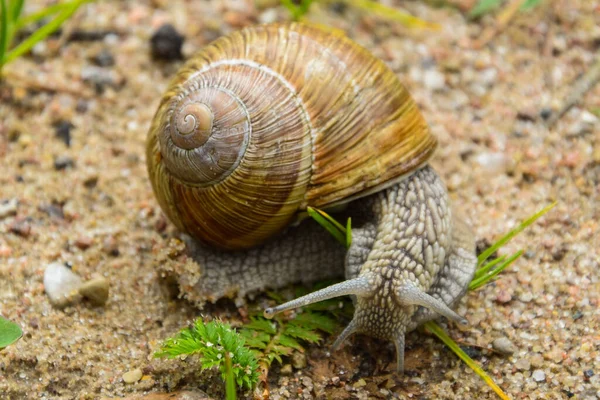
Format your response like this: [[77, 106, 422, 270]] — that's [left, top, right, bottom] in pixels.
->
[[0, 198, 18, 219], [81, 66, 122, 93], [353, 378, 367, 388], [122, 368, 143, 384], [292, 351, 307, 369], [496, 290, 512, 304], [103, 236, 120, 256], [515, 358, 531, 371], [92, 48, 115, 67], [75, 236, 94, 250], [53, 121, 73, 147], [301, 376, 313, 391], [519, 292, 534, 303], [532, 369, 546, 382], [492, 337, 517, 355], [423, 69, 445, 91], [44, 262, 83, 308], [83, 174, 99, 189], [531, 354, 544, 368], [39, 203, 65, 219], [539, 108, 552, 120], [54, 155, 75, 170], [280, 364, 292, 375], [78, 277, 109, 306], [258, 8, 278, 24], [475, 152, 508, 174], [9, 218, 31, 238], [150, 24, 184, 61], [584, 369, 594, 379]]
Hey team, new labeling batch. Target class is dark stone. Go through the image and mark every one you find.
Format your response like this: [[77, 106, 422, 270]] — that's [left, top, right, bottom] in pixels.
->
[[460, 346, 482, 360], [539, 108, 553, 120], [583, 369, 594, 379], [67, 29, 116, 42], [92, 48, 115, 67], [39, 203, 65, 220], [54, 120, 73, 147], [150, 24, 184, 61], [54, 155, 75, 170]]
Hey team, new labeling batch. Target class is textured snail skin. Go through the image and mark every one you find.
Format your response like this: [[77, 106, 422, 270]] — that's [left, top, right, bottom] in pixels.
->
[[173, 166, 476, 372], [147, 23, 477, 373]]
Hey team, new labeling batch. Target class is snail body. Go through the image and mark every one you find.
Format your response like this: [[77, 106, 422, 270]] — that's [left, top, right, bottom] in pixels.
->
[[147, 22, 477, 372]]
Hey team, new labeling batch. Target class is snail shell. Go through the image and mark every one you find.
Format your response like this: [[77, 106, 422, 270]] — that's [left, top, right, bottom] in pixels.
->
[[147, 22, 436, 249]]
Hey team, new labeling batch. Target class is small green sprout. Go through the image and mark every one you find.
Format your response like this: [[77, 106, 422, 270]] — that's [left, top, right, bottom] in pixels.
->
[[0, 0, 92, 75], [0, 315, 22, 349], [155, 319, 259, 400]]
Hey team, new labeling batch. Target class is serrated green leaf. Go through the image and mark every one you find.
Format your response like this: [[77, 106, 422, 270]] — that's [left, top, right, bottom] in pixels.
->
[[155, 318, 259, 391], [278, 334, 304, 351], [243, 317, 277, 334], [283, 324, 321, 343], [292, 312, 337, 334], [0, 316, 22, 349]]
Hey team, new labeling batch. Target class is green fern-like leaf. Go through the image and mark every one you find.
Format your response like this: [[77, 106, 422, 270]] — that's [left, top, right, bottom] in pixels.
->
[[155, 319, 259, 391], [239, 309, 340, 369]]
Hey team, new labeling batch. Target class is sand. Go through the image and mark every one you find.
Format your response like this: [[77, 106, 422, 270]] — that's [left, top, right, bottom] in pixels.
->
[[1, 0, 598, 399]]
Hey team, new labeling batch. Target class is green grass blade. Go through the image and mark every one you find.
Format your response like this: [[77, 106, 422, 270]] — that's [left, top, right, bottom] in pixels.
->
[[470, 250, 523, 290], [477, 201, 556, 266], [0, 316, 22, 348], [346, 217, 352, 249], [347, 0, 441, 30], [0, 0, 8, 67], [424, 321, 509, 400], [13, 1, 68, 31], [520, 0, 543, 11], [4, 0, 90, 66], [307, 206, 347, 246], [10, 0, 24, 22], [469, 0, 502, 18], [474, 254, 506, 279]]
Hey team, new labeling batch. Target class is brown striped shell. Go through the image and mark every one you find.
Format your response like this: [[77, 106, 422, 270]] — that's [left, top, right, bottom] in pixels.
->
[[146, 22, 436, 250]]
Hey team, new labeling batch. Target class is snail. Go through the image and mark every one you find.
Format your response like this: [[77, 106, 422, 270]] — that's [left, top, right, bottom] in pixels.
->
[[147, 22, 477, 373]]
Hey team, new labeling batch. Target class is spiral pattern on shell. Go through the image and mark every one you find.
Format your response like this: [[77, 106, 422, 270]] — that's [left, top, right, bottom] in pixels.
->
[[147, 22, 436, 250]]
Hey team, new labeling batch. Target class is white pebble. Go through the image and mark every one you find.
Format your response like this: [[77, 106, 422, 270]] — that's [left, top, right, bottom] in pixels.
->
[[44, 263, 83, 309], [532, 369, 546, 382], [492, 337, 517, 355], [122, 368, 143, 383], [423, 69, 446, 91], [474, 152, 507, 174], [0, 198, 18, 219]]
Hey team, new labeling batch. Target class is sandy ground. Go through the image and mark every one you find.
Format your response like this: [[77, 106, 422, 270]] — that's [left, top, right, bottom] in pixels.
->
[[1, 0, 599, 399]]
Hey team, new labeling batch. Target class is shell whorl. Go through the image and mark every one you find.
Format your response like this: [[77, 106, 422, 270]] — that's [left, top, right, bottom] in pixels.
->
[[146, 22, 437, 250], [160, 84, 251, 186]]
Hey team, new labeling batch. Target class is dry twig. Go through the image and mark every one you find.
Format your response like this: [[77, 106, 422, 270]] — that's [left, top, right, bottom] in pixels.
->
[[547, 56, 600, 127]]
